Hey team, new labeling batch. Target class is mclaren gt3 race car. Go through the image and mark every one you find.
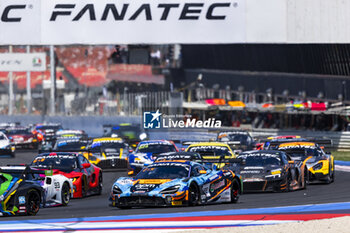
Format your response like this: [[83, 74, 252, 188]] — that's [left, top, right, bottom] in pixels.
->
[[110, 156, 242, 208], [85, 137, 129, 169], [31, 152, 102, 198], [277, 142, 335, 183], [0, 165, 73, 216], [228, 150, 307, 192], [127, 140, 178, 174]]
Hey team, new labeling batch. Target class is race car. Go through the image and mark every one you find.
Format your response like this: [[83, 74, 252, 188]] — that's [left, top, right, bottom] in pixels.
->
[[103, 123, 148, 149], [217, 130, 256, 153], [33, 123, 62, 142], [52, 137, 90, 152], [0, 166, 44, 216], [0, 131, 15, 157], [31, 152, 102, 198], [0, 166, 73, 210], [6, 127, 39, 149], [56, 130, 88, 139], [228, 150, 307, 192], [110, 153, 242, 208], [277, 142, 335, 183], [185, 142, 235, 165], [39, 130, 88, 153], [127, 140, 178, 174], [85, 137, 129, 169], [258, 137, 307, 150]]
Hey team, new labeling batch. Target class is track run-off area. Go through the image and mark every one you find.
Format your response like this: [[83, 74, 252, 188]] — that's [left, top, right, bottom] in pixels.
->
[[0, 151, 350, 232]]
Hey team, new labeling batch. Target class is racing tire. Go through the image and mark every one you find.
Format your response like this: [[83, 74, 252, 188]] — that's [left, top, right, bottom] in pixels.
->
[[81, 177, 87, 198], [285, 172, 292, 192], [230, 179, 240, 203], [303, 168, 308, 189], [330, 162, 335, 183], [97, 173, 103, 195], [188, 183, 200, 206], [26, 189, 40, 216], [61, 182, 70, 206]]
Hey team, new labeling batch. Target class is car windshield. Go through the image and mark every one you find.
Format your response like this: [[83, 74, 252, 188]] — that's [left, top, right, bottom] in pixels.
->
[[279, 148, 320, 159], [136, 164, 190, 179], [188, 146, 231, 156], [0, 134, 6, 140], [137, 144, 176, 153], [90, 142, 125, 152], [7, 129, 30, 135], [219, 134, 248, 143], [238, 154, 282, 166], [54, 140, 88, 150], [31, 155, 78, 170]]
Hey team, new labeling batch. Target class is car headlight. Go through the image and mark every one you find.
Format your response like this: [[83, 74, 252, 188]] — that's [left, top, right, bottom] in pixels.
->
[[111, 134, 119, 138], [70, 177, 80, 183], [0, 195, 4, 201], [313, 162, 323, 171], [270, 169, 281, 175], [160, 185, 181, 194], [113, 185, 122, 194], [139, 133, 147, 140]]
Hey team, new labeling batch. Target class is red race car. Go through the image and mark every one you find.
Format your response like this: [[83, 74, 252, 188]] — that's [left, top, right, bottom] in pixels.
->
[[31, 152, 103, 198]]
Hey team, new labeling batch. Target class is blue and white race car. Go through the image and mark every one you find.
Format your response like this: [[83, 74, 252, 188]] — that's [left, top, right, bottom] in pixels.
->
[[127, 140, 178, 174], [110, 153, 242, 208]]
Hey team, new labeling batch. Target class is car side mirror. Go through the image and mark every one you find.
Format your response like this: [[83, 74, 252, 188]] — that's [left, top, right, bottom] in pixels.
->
[[199, 170, 207, 174], [82, 163, 91, 169]]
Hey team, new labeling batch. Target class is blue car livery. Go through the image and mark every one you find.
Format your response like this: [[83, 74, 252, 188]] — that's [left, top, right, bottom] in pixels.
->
[[127, 140, 178, 174], [110, 159, 242, 208]]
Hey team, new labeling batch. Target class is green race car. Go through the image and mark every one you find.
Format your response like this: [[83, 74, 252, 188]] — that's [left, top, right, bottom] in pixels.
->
[[0, 166, 44, 216]]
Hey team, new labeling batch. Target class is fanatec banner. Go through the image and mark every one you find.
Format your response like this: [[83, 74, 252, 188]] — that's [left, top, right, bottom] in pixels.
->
[[0, 0, 246, 44]]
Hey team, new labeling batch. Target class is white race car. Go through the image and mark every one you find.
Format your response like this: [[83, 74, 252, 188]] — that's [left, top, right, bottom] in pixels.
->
[[41, 171, 73, 207], [0, 132, 15, 157]]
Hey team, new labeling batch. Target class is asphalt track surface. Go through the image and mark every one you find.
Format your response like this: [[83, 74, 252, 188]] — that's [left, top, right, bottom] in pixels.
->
[[1, 151, 350, 221]]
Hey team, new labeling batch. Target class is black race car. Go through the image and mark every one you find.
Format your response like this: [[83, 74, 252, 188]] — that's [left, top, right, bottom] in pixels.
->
[[0, 166, 44, 216], [227, 150, 307, 192], [217, 130, 256, 153]]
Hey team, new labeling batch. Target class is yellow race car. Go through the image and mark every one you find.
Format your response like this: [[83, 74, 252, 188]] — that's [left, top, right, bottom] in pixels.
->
[[185, 142, 235, 168], [85, 137, 129, 169], [277, 141, 335, 183]]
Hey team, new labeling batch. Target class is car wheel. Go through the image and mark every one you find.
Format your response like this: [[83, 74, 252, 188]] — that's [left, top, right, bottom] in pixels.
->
[[303, 168, 308, 189], [230, 179, 240, 203], [61, 182, 70, 206], [26, 189, 40, 216], [81, 177, 87, 198], [188, 183, 200, 206], [97, 173, 103, 195], [331, 166, 335, 183], [285, 172, 292, 192]]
